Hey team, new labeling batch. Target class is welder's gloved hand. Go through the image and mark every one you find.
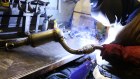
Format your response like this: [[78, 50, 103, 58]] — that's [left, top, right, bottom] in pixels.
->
[[100, 44, 140, 68], [101, 44, 123, 61], [100, 44, 123, 67]]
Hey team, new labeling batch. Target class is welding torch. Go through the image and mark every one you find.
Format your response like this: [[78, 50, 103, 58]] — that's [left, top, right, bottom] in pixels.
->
[[1, 21, 103, 54]]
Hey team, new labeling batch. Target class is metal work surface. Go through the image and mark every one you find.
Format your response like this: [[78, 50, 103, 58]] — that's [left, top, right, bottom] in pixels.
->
[[0, 38, 91, 79]]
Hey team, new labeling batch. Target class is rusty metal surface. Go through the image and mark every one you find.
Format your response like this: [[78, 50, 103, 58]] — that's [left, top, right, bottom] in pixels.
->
[[0, 38, 91, 79]]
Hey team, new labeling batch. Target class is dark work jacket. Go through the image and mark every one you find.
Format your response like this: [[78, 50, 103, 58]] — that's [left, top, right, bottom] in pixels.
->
[[99, 4, 140, 79]]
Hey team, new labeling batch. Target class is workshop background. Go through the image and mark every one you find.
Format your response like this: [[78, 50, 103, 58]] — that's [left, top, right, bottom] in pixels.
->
[[0, 0, 107, 43], [0, 0, 109, 79]]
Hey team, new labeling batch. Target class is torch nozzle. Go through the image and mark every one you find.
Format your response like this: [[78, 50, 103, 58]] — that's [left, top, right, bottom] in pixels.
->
[[59, 37, 103, 54]]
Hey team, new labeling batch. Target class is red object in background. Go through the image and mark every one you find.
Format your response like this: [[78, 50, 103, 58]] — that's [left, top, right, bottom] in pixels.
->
[[101, 44, 140, 67]]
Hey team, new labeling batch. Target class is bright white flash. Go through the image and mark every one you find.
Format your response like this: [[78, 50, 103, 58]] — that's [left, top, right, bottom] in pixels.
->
[[91, 12, 111, 26], [91, 11, 125, 44]]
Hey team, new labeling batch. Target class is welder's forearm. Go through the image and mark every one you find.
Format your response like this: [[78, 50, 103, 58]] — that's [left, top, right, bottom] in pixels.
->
[[114, 13, 140, 45]]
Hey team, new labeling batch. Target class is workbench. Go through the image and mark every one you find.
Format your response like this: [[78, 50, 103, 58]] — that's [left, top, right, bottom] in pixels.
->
[[0, 38, 94, 79]]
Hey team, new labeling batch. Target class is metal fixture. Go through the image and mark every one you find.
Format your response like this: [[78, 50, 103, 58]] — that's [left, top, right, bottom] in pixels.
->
[[18, 0, 50, 34]]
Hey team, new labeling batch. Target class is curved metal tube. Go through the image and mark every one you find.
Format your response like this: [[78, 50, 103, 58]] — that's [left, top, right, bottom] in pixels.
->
[[5, 28, 103, 54], [59, 37, 103, 54], [4, 20, 103, 54]]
